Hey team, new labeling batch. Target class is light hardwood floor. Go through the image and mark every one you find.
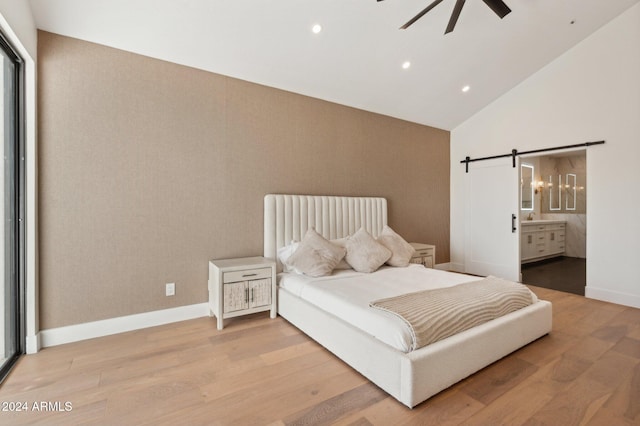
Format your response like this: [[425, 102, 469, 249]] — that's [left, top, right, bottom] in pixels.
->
[[0, 285, 638, 425]]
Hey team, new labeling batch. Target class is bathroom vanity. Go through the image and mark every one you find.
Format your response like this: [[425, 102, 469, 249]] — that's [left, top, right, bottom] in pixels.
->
[[521, 220, 566, 263]]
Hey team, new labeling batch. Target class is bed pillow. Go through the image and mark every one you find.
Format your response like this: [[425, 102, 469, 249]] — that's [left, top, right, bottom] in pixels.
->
[[345, 228, 391, 273], [330, 237, 352, 270], [277, 241, 299, 272], [287, 229, 346, 277], [377, 226, 416, 267]]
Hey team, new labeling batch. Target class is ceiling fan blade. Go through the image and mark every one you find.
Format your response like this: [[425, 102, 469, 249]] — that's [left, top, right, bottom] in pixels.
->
[[400, 0, 446, 30], [445, 0, 466, 34], [481, 0, 511, 18]]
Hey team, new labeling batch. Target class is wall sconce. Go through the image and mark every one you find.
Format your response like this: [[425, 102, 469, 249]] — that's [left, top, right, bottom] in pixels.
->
[[534, 181, 545, 194]]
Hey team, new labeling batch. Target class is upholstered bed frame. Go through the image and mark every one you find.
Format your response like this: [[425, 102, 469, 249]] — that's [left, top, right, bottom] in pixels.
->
[[264, 194, 552, 408]]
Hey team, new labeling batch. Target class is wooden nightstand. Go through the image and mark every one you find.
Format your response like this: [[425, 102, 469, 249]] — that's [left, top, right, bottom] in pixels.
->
[[208, 257, 277, 330], [409, 243, 436, 268]]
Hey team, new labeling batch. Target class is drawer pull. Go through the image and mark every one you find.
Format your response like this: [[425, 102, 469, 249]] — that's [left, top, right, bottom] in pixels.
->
[[242, 273, 258, 278]]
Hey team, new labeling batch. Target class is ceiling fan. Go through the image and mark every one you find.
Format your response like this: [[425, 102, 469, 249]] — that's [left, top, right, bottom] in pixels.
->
[[379, 0, 512, 34]]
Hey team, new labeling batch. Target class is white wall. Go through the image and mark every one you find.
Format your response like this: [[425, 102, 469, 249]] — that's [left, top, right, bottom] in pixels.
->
[[0, 1, 36, 58], [0, 4, 39, 351], [451, 4, 640, 308]]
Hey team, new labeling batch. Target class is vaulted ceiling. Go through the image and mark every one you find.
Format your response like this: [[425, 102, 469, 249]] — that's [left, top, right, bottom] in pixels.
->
[[29, 0, 639, 130]]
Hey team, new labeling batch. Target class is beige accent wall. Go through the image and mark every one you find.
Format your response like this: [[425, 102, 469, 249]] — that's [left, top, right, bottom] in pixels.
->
[[38, 31, 451, 329]]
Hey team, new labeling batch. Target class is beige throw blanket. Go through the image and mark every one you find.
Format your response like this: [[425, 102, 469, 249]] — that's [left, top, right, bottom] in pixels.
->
[[370, 276, 533, 351]]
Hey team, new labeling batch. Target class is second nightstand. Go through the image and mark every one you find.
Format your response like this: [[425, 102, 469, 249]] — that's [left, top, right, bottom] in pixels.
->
[[208, 256, 277, 330], [409, 243, 436, 268]]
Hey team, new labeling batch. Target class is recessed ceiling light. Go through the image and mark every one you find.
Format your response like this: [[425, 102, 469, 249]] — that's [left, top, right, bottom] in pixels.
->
[[462, 85, 471, 93], [312, 24, 322, 34], [402, 61, 411, 69]]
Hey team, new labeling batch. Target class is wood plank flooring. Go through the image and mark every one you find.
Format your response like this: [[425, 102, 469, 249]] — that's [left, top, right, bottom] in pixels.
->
[[0, 285, 638, 425]]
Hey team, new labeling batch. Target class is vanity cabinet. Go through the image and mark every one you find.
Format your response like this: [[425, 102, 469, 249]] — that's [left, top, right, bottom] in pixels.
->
[[209, 257, 277, 330], [521, 221, 566, 263]]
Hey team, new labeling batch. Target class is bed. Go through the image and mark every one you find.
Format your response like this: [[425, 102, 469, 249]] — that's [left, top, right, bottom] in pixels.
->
[[264, 194, 552, 408]]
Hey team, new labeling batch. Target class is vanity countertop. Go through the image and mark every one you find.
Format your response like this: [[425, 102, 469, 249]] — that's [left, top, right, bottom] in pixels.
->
[[521, 219, 566, 225]]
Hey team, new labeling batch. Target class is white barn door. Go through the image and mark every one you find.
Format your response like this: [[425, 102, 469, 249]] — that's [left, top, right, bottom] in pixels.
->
[[464, 157, 520, 281]]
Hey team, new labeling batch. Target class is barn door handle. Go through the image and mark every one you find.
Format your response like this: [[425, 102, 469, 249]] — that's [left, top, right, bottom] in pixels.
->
[[512, 214, 517, 233]]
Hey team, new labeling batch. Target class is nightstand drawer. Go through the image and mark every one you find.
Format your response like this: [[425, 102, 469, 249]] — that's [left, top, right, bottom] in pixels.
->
[[223, 267, 272, 283]]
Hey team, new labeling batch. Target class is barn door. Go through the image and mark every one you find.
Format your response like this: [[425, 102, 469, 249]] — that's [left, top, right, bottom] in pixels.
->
[[464, 157, 520, 281]]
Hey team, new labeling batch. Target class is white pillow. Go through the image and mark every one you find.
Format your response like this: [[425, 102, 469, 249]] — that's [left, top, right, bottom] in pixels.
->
[[287, 229, 346, 277], [377, 226, 416, 267], [277, 241, 299, 273], [345, 228, 391, 273]]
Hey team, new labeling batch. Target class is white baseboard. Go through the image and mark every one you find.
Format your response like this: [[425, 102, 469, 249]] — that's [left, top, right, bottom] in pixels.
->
[[26, 333, 40, 354], [445, 262, 465, 273], [585, 286, 640, 309], [39, 303, 209, 349], [435, 262, 452, 271]]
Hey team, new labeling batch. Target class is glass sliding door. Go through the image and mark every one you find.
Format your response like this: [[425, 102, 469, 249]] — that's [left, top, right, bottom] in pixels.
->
[[0, 31, 24, 382]]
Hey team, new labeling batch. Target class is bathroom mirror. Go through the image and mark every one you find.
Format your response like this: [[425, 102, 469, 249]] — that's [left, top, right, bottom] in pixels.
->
[[549, 174, 561, 211], [566, 173, 576, 210], [521, 164, 534, 210]]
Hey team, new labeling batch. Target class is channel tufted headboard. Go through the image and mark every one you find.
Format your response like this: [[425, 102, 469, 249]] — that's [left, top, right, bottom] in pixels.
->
[[264, 194, 388, 270]]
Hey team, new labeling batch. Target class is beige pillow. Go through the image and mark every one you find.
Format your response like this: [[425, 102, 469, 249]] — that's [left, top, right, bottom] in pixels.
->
[[377, 225, 416, 267], [345, 228, 391, 273], [331, 237, 352, 270], [287, 229, 346, 277]]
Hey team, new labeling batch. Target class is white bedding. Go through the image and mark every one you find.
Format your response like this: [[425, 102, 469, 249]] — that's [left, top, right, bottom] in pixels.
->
[[278, 264, 538, 353]]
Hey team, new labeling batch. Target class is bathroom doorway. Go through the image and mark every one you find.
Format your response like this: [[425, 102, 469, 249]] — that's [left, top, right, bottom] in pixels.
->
[[520, 150, 587, 295]]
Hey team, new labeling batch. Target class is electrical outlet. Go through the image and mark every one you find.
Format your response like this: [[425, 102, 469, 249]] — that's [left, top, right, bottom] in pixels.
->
[[166, 282, 175, 296]]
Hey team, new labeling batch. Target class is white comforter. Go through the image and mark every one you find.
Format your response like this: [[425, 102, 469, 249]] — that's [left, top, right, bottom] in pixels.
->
[[279, 265, 493, 352]]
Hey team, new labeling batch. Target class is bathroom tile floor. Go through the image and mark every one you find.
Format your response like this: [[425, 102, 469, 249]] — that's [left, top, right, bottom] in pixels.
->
[[521, 256, 586, 296]]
